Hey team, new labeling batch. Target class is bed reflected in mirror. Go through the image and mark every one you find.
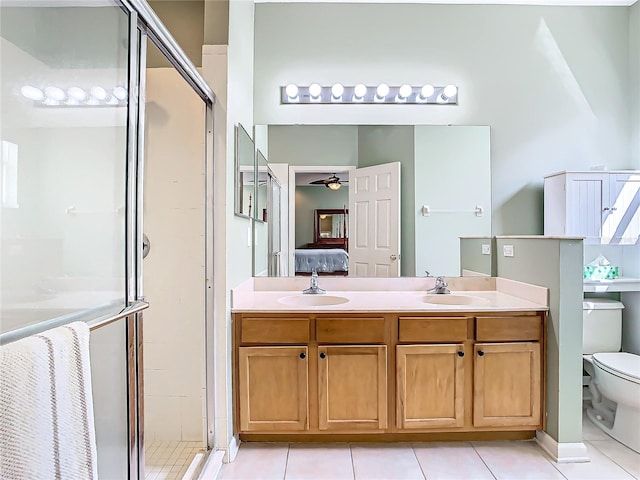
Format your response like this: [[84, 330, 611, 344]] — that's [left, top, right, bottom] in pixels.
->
[[295, 208, 349, 276]]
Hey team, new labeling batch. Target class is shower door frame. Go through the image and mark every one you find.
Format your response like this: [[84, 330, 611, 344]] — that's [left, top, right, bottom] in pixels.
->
[[119, 1, 217, 478]]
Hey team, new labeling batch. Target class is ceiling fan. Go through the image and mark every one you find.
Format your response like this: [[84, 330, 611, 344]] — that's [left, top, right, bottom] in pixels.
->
[[309, 173, 347, 190]]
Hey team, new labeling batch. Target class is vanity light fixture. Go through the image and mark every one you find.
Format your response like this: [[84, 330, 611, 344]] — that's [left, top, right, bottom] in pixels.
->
[[375, 83, 390, 102], [309, 83, 322, 102], [396, 84, 412, 103], [21, 84, 129, 107], [353, 83, 367, 102], [285, 83, 299, 102], [331, 83, 344, 102], [280, 83, 458, 105], [417, 84, 435, 103]]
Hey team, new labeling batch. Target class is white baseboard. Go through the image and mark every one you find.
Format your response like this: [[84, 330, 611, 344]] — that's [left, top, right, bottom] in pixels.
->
[[535, 430, 590, 463], [196, 450, 224, 480], [227, 435, 240, 462]]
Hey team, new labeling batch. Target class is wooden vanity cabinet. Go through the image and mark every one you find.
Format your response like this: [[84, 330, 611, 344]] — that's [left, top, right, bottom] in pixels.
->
[[235, 314, 389, 435], [396, 316, 469, 429], [472, 315, 543, 428], [233, 310, 545, 438], [238, 346, 309, 432]]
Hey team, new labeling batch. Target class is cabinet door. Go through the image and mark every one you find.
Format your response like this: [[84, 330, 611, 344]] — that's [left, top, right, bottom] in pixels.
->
[[238, 346, 308, 432], [607, 174, 640, 245], [396, 345, 465, 429], [566, 173, 607, 244], [317, 345, 387, 431], [473, 342, 541, 428]]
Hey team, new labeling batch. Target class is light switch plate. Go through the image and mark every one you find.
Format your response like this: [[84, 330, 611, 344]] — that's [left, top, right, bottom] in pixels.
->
[[481, 244, 491, 255], [503, 244, 514, 257]]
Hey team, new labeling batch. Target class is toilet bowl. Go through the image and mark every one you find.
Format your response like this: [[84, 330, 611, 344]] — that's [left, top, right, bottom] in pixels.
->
[[582, 298, 640, 453], [585, 352, 640, 453]]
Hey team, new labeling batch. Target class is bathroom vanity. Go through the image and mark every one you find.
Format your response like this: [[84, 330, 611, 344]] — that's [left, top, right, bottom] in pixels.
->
[[231, 277, 548, 442]]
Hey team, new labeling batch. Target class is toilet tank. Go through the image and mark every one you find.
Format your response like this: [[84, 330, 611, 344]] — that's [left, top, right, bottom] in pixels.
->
[[583, 299, 624, 354]]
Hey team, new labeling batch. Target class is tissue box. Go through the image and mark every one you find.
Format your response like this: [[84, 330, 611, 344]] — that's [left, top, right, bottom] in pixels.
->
[[583, 265, 619, 280]]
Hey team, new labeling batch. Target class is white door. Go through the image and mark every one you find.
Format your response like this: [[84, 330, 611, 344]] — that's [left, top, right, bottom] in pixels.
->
[[349, 162, 401, 276]]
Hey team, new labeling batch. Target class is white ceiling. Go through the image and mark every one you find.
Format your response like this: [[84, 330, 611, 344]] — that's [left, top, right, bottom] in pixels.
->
[[255, 0, 637, 5]]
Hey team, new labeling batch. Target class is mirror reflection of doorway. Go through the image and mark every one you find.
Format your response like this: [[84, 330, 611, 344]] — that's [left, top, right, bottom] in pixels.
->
[[142, 37, 208, 479]]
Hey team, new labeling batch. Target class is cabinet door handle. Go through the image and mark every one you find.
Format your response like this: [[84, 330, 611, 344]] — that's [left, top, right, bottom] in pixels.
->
[[477, 350, 485, 357], [319, 352, 326, 359], [299, 352, 306, 359], [603, 207, 610, 211], [457, 350, 464, 357]]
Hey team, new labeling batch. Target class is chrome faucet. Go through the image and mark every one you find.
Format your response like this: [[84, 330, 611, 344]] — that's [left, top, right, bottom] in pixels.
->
[[303, 270, 326, 294], [427, 276, 450, 294]]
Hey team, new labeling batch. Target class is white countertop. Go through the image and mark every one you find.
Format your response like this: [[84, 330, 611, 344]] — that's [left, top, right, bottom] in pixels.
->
[[231, 277, 548, 313], [583, 278, 640, 293]]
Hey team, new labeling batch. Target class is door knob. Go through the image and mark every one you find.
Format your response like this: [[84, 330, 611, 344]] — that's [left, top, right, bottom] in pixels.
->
[[390, 254, 398, 261]]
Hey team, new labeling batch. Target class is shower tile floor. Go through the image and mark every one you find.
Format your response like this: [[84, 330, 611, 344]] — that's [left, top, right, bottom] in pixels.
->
[[145, 440, 206, 480]]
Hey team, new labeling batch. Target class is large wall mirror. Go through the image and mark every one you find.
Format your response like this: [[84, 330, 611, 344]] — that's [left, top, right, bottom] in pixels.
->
[[234, 124, 255, 219], [254, 124, 492, 278]]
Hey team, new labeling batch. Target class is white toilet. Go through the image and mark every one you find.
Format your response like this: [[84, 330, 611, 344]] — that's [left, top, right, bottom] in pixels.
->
[[583, 298, 640, 453]]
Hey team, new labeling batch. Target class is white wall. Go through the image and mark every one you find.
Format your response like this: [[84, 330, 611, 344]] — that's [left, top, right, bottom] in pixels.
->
[[143, 67, 206, 443], [254, 4, 634, 236], [202, 0, 255, 460]]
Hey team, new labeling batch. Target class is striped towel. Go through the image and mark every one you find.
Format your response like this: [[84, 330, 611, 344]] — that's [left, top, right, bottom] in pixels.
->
[[0, 322, 98, 480]]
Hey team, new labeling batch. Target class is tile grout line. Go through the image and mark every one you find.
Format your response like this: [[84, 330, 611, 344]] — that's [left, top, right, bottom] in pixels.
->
[[283, 442, 291, 480], [349, 443, 357, 480], [586, 440, 640, 479], [470, 441, 498, 480], [410, 443, 428, 480]]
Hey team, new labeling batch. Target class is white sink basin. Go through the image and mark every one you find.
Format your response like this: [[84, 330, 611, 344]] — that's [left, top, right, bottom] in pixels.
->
[[278, 294, 350, 307], [422, 294, 490, 306]]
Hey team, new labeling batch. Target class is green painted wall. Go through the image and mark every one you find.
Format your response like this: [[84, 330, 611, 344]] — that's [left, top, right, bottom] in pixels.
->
[[496, 237, 584, 444]]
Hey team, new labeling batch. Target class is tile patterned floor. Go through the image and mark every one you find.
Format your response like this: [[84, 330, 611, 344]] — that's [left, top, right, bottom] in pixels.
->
[[145, 441, 206, 480], [218, 414, 640, 480]]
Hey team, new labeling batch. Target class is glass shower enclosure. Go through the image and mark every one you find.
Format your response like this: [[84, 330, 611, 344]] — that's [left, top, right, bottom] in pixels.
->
[[0, 1, 215, 478]]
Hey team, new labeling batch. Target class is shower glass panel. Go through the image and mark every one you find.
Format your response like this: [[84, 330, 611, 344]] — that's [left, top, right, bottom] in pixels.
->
[[0, 2, 129, 333]]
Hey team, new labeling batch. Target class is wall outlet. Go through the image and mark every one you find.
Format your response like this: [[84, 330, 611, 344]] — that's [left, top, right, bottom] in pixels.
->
[[503, 244, 515, 257], [481, 244, 491, 255]]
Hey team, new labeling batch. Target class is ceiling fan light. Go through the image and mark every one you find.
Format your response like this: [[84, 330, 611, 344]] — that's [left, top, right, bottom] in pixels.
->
[[327, 181, 341, 190]]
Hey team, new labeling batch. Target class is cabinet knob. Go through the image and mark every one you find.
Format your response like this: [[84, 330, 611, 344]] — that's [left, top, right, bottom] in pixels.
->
[[299, 352, 306, 359], [319, 352, 326, 359], [477, 350, 485, 357], [457, 350, 464, 357]]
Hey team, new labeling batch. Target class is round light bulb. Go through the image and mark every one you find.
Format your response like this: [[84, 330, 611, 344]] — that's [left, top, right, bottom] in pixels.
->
[[106, 96, 119, 106], [67, 87, 87, 101], [44, 86, 65, 101], [353, 84, 367, 99], [285, 84, 298, 98], [331, 83, 344, 98], [113, 86, 128, 100], [91, 86, 108, 100], [327, 182, 341, 190], [443, 85, 457, 98], [420, 84, 435, 98], [21, 85, 44, 101], [308, 83, 322, 98], [398, 84, 412, 99], [376, 83, 390, 99]]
